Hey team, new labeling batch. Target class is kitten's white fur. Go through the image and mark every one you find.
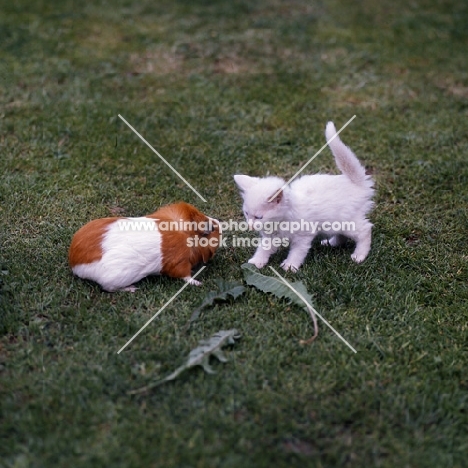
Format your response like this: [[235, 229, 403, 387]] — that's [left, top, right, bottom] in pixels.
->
[[234, 121, 375, 272]]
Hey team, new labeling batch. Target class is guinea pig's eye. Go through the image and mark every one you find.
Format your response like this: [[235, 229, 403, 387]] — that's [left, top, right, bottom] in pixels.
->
[[201, 219, 215, 236]]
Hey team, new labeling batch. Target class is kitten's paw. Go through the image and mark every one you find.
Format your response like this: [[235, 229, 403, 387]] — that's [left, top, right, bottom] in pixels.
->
[[280, 261, 299, 273], [321, 238, 331, 247], [121, 285, 138, 293], [248, 258, 268, 269], [184, 277, 202, 286], [351, 253, 367, 263]]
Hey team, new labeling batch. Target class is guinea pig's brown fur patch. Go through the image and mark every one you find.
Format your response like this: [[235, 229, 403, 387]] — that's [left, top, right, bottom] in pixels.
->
[[149, 202, 220, 279]]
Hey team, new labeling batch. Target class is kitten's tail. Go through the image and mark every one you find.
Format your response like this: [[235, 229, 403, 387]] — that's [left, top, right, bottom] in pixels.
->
[[325, 122, 370, 187]]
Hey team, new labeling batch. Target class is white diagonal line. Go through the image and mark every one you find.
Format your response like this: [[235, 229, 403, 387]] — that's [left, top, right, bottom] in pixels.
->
[[268, 115, 356, 202], [118, 114, 207, 203], [117, 267, 206, 354], [268, 267, 357, 353]]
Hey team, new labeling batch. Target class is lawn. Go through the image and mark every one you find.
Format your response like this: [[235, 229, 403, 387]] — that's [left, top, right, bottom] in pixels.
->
[[1, 0, 467, 466]]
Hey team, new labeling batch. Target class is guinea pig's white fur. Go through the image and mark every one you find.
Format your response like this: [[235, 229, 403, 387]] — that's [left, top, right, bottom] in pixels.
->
[[69, 202, 221, 292]]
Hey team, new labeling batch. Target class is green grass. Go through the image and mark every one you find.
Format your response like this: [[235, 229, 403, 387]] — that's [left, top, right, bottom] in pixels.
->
[[1, 0, 467, 466]]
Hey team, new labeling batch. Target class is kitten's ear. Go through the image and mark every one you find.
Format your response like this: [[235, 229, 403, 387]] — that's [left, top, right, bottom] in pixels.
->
[[234, 175, 259, 191], [268, 188, 283, 204]]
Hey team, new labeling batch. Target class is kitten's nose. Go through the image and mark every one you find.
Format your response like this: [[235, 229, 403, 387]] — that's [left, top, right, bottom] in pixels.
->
[[247, 220, 255, 231]]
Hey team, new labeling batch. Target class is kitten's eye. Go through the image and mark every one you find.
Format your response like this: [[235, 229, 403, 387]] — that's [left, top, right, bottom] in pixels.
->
[[254, 215, 263, 220], [244, 211, 249, 217]]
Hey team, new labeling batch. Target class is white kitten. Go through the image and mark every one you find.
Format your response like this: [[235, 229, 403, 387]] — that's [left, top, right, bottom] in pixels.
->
[[234, 121, 375, 272]]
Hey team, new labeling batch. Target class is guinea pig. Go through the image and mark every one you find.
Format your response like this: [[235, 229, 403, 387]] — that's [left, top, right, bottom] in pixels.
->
[[69, 202, 221, 292]]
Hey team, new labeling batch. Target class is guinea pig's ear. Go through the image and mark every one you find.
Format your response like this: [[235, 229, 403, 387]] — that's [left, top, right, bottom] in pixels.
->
[[199, 220, 214, 236], [234, 175, 259, 192]]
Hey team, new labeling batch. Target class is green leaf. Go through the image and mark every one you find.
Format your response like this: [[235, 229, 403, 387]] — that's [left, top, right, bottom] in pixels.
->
[[241, 263, 314, 307], [241, 263, 318, 344], [128, 329, 241, 394], [186, 279, 246, 328]]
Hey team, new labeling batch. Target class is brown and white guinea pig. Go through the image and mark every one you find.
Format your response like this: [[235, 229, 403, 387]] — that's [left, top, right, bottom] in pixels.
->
[[69, 202, 221, 292]]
